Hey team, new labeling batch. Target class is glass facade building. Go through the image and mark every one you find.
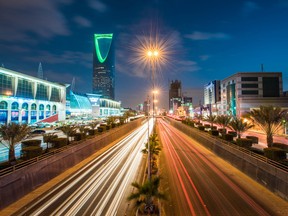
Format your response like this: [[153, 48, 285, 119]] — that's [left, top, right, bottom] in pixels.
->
[[0, 67, 66, 124], [93, 33, 115, 100]]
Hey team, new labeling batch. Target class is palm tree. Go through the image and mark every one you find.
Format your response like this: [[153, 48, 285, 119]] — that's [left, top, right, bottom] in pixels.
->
[[60, 124, 77, 144], [216, 115, 232, 134], [246, 106, 288, 147], [0, 123, 31, 163], [128, 177, 166, 214], [228, 117, 254, 139], [142, 133, 161, 156], [88, 120, 100, 130], [43, 132, 57, 152], [204, 114, 217, 128], [194, 113, 203, 124]]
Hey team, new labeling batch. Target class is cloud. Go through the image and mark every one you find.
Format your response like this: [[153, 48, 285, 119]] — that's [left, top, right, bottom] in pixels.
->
[[23, 51, 92, 68], [184, 31, 230, 40], [88, 0, 108, 13], [242, 1, 260, 16], [74, 16, 92, 27], [199, 55, 210, 61], [0, 0, 71, 42]]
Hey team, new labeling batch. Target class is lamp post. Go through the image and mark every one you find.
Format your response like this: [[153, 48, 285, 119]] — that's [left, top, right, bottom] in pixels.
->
[[147, 50, 158, 181]]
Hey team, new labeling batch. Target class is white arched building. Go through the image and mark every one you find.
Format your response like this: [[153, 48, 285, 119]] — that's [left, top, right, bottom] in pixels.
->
[[0, 67, 66, 124]]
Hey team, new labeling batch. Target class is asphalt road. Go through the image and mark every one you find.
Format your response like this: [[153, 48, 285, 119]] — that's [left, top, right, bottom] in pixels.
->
[[5, 119, 153, 216], [157, 118, 288, 216]]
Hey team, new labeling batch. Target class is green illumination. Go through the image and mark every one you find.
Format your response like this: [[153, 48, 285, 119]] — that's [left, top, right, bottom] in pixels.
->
[[94, 33, 113, 63]]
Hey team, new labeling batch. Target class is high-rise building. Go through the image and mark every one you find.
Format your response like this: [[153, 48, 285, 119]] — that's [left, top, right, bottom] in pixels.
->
[[204, 80, 221, 115], [93, 33, 115, 100], [169, 80, 182, 112]]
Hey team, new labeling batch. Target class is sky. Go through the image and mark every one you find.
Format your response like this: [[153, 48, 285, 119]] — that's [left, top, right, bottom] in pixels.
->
[[1, 0, 288, 110]]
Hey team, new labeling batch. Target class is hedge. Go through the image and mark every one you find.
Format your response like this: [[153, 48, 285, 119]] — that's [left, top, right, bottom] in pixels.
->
[[51, 138, 68, 148], [21, 146, 43, 160], [264, 147, 287, 161], [236, 138, 253, 148], [21, 139, 41, 148], [246, 136, 259, 144]]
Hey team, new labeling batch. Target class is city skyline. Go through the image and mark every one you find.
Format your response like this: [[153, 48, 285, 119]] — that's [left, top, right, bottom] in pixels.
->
[[1, 0, 288, 110]]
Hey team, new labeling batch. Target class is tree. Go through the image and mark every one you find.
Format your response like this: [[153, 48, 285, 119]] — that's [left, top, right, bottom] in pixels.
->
[[0, 123, 31, 163], [216, 115, 232, 134], [60, 124, 77, 144], [88, 120, 100, 130], [204, 114, 217, 127], [246, 106, 288, 147], [43, 132, 57, 152], [194, 113, 203, 124], [128, 177, 166, 214], [142, 133, 161, 156], [228, 117, 254, 138]]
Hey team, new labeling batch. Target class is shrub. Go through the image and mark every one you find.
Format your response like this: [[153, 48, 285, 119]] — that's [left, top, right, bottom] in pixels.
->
[[264, 147, 287, 161], [236, 138, 253, 148], [21, 139, 41, 148], [246, 136, 259, 144], [209, 130, 219, 136], [223, 134, 234, 141], [98, 126, 105, 133], [106, 125, 111, 130], [198, 125, 205, 131], [204, 124, 210, 128], [88, 129, 97, 136], [228, 131, 237, 137], [272, 143, 288, 150], [74, 133, 85, 141], [21, 146, 43, 160], [218, 128, 226, 136], [51, 138, 68, 148]]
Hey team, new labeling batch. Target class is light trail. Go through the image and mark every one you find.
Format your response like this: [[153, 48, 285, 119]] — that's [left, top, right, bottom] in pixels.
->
[[16, 119, 154, 216], [158, 119, 272, 216]]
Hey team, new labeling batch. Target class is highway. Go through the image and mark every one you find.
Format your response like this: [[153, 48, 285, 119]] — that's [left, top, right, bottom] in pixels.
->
[[12, 119, 153, 216], [158, 118, 287, 216]]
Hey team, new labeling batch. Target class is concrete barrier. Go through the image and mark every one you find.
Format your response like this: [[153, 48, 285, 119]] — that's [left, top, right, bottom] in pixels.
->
[[0, 119, 143, 209]]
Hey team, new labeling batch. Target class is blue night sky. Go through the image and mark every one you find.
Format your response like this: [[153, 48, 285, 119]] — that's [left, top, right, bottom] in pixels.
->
[[1, 0, 288, 110]]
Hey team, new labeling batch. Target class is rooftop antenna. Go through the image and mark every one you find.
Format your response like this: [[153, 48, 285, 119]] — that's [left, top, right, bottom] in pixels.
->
[[261, 64, 264, 72], [37, 62, 43, 79]]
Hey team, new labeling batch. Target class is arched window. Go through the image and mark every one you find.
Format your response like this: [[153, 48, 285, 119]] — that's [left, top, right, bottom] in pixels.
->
[[31, 103, 37, 110], [22, 103, 28, 110], [11, 102, 19, 110], [0, 101, 8, 110], [52, 105, 57, 111], [46, 104, 51, 111], [39, 104, 44, 111]]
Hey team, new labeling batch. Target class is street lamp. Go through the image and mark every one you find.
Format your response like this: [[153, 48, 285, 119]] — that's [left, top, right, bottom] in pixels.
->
[[146, 49, 159, 181]]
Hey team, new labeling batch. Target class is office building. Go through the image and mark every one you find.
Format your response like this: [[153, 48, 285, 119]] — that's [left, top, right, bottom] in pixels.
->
[[92, 33, 115, 100], [169, 80, 182, 113], [204, 80, 221, 115], [220, 72, 288, 116]]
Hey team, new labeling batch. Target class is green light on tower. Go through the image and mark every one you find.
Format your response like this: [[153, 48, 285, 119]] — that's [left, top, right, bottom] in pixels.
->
[[94, 33, 113, 63]]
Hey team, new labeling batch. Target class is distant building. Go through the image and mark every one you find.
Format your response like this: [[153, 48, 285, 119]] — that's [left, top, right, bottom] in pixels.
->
[[169, 80, 182, 113], [0, 67, 66, 124], [220, 72, 288, 116], [92, 33, 115, 100], [204, 80, 221, 115], [67, 90, 121, 118]]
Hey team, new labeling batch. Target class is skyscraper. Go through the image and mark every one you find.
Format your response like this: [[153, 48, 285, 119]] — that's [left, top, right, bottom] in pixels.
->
[[169, 80, 182, 112], [93, 33, 115, 100]]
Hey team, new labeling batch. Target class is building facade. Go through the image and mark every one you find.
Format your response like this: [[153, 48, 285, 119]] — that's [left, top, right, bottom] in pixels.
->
[[0, 67, 66, 124], [204, 80, 221, 115], [92, 33, 115, 100], [169, 80, 182, 113], [67, 91, 121, 118], [219, 72, 288, 116]]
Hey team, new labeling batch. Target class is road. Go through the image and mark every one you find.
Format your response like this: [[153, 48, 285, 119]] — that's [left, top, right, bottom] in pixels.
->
[[157, 118, 288, 216], [8, 119, 153, 216]]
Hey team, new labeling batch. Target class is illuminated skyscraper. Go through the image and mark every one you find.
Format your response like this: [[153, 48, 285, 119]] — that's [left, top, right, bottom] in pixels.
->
[[93, 33, 115, 100]]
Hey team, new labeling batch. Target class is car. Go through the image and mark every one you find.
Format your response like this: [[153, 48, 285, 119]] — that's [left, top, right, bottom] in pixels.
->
[[31, 129, 46, 135]]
